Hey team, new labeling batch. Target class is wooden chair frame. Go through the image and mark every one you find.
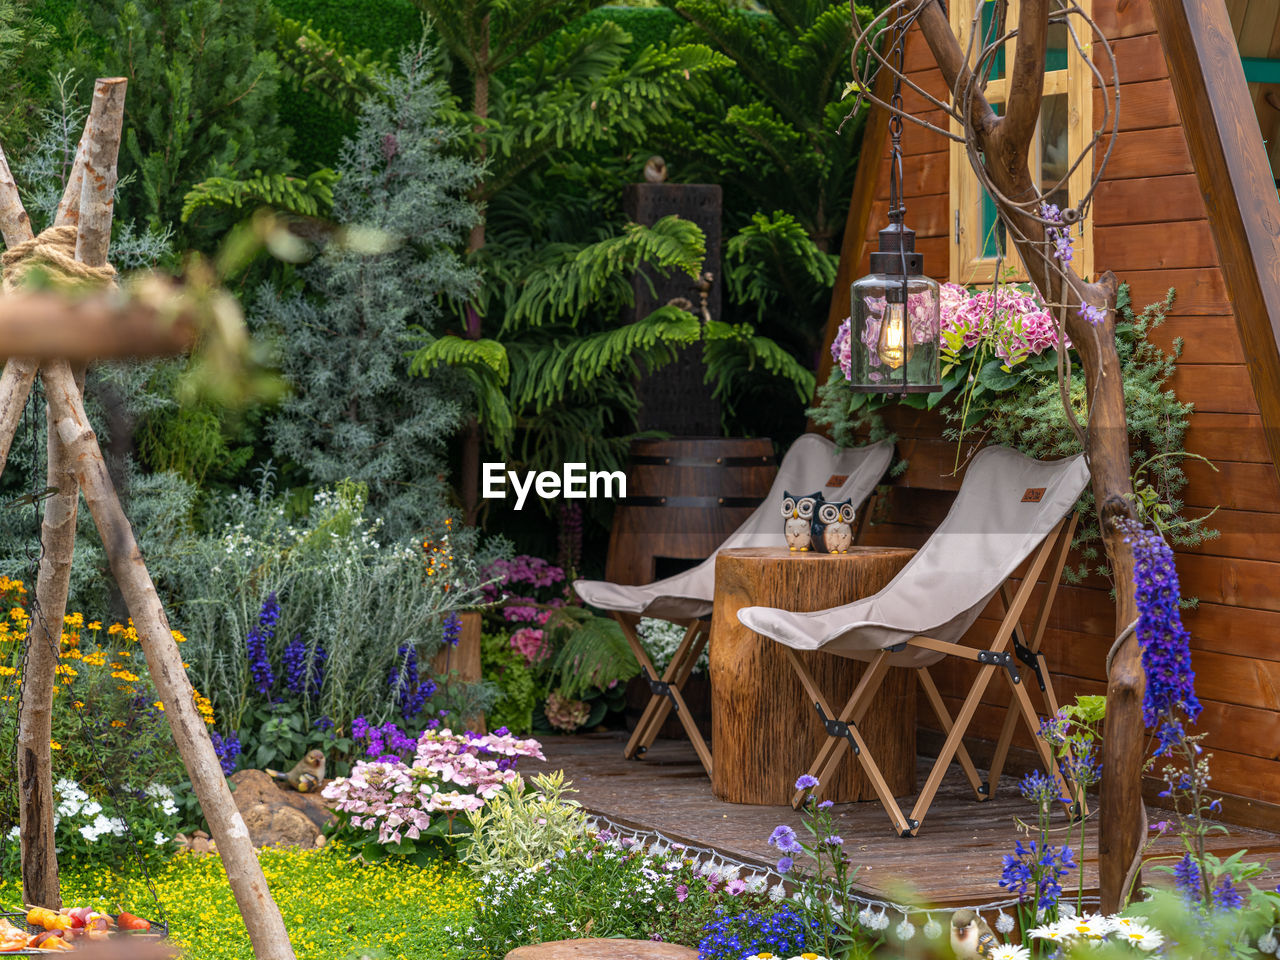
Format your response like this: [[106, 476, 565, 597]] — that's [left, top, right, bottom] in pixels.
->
[[784, 514, 1079, 837], [613, 612, 713, 776]]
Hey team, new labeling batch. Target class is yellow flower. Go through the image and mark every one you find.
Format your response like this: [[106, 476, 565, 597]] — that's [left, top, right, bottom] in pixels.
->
[[171, 629, 188, 643], [63, 612, 83, 627], [87, 621, 101, 631], [110, 670, 140, 682], [153, 701, 164, 712], [49, 741, 61, 750], [0, 666, 13, 676], [54, 664, 77, 678], [111, 720, 126, 728], [72, 700, 83, 709]]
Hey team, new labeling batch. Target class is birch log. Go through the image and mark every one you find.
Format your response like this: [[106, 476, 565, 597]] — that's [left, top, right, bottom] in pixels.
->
[[16, 77, 126, 910], [44, 365, 296, 958]]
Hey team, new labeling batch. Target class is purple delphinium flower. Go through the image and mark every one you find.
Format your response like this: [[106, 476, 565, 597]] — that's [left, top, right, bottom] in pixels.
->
[[210, 729, 241, 777], [1212, 875, 1244, 911], [794, 774, 819, 791], [282, 634, 307, 695], [1173, 852, 1202, 902], [388, 644, 436, 720], [245, 593, 279, 694], [442, 612, 462, 648], [1117, 519, 1202, 753]]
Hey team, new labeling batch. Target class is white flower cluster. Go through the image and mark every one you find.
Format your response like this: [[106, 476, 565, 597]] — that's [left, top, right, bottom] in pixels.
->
[[52, 779, 177, 846], [1030, 914, 1164, 952], [638, 618, 709, 674]]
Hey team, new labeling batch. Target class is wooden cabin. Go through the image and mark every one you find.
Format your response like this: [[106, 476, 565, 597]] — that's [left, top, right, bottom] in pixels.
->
[[819, 0, 1280, 829]]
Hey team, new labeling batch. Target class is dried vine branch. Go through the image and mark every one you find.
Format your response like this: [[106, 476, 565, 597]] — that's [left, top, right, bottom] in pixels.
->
[[845, 0, 1144, 911]]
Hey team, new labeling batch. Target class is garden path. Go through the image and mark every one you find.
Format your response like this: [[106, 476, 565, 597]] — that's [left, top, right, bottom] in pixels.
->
[[527, 733, 1280, 908]]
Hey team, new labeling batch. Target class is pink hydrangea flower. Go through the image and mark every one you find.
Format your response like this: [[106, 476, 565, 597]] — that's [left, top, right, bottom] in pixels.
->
[[510, 626, 548, 663]]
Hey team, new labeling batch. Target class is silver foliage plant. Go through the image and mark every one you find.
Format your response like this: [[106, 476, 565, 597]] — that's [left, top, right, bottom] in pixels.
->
[[255, 37, 482, 540], [169, 472, 490, 731]]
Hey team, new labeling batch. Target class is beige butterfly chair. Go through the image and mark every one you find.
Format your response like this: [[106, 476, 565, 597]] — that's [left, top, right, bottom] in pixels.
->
[[737, 446, 1090, 836], [574, 435, 894, 776]]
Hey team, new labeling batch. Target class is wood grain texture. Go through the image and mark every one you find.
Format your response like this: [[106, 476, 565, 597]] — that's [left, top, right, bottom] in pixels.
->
[[1152, 0, 1280, 492], [604, 438, 776, 586], [431, 610, 484, 733], [709, 546, 915, 805]]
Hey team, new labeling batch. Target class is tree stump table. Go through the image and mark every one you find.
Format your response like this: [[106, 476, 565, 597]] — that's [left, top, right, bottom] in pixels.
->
[[710, 546, 917, 805], [506, 939, 697, 959]]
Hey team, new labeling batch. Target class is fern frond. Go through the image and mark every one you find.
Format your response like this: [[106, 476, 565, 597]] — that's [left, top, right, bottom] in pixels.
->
[[273, 14, 389, 115], [409, 336, 515, 448], [508, 305, 702, 410], [725, 210, 839, 320], [182, 168, 339, 222], [549, 613, 641, 699], [703, 320, 817, 411], [502, 216, 706, 331]]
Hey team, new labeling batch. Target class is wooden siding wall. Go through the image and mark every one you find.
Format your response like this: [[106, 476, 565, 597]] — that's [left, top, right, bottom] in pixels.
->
[[845, 0, 1280, 826]]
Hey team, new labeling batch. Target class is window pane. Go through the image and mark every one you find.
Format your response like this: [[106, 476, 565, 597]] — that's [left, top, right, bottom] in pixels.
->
[[1046, 20, 1069, 72], [980, 99, 1007, 258], [980, 1, 1005, 81], [1040, 93, 1069, 210]]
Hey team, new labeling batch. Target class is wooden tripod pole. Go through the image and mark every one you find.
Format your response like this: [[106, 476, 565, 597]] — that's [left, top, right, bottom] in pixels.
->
[[16, 77, 123, 911], [0, 77, 295, 957], [44, 367, 295, 958]]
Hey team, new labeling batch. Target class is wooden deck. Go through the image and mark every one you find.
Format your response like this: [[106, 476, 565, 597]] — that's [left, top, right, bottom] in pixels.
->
[[526, 732, 1280, 908]]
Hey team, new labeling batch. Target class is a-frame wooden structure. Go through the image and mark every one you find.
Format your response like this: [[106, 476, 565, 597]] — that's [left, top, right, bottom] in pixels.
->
[[821, 0, 1280, 837]]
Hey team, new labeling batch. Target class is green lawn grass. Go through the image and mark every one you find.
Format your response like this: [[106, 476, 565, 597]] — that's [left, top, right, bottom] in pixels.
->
[[1, 845, 477, 959]]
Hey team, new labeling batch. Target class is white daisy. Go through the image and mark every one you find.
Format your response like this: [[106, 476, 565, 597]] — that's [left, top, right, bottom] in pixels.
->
[[1115, 923, 1163, 952], [988, 946, 1031, 960]]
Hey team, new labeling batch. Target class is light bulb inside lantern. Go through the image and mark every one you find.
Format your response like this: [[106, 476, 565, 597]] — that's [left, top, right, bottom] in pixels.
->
[[877, 300, 913, 369]]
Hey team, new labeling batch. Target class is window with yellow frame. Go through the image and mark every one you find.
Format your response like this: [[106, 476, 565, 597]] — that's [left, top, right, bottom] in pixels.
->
[[948, 0, 1094, 285]]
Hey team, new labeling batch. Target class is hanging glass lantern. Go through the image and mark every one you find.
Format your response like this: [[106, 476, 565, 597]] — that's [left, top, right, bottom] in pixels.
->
[[847, 215, 941, 393], [846, 15, 942, 395]]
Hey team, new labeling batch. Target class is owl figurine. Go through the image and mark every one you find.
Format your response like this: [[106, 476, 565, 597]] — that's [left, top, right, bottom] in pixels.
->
[[815, 498, 856, 554], [781, 491, 820, 551]]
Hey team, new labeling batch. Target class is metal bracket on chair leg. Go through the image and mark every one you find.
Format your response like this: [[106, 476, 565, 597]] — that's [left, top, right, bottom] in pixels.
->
[[1013, 638, 1047, 692], [814, 702, 859, 756], [977, 650, 1020, 685], [647, 676, 679, 712]]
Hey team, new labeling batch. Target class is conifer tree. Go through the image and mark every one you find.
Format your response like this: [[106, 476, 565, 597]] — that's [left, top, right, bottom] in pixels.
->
[[64, 0, 291, 239], [255, 40, 481, 538]]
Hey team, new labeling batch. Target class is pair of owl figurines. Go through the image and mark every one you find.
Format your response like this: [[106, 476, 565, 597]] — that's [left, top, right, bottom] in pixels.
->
[[782, 491, 856, 553]]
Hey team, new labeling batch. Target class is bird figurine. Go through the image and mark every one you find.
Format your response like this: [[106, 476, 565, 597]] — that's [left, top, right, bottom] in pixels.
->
[[815, 497, 855, 554], [950, 909, 999, 960], [781, 491, 820, 552], [267, 749, 326, 792], [643, 155, 668, 183]]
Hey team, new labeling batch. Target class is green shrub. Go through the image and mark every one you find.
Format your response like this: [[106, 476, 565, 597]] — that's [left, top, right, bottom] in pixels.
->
[[463, 771, 590, 874]]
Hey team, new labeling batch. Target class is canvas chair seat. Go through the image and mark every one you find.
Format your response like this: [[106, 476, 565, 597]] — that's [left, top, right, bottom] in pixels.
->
[[737, 446, 1091, 836], [576, 435, 894, 620], [573, 434, 894, 776], [739, 447, 1090, 664]]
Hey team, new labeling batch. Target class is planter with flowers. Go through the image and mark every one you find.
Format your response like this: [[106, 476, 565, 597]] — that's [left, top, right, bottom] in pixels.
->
[[479, 554, 639, 735]]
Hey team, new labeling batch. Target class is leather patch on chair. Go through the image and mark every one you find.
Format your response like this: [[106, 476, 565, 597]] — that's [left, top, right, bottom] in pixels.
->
[[1022, 487, 1046, 503], [825, 473, 848, 488]]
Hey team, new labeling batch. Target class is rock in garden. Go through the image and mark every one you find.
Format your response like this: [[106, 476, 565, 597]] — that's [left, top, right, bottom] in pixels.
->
[[229, 769, 336, 849], [505, 940, 698, 960]]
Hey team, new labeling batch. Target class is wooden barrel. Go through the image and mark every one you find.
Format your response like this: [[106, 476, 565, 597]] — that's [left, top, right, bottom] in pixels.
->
[[604, 437, 777, 587]]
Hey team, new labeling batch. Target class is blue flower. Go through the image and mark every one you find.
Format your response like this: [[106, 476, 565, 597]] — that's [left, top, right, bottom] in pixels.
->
[[795, 773, 819, 790], [210, 729, 241, 777], [1174, 852, 1201, 902], [245, 593, 278, 695], [1000, 838, 1074, 910], [776, 856, 794, 874], [767, 824, 802, 855], [1212, 874, 1244, 911], [822, 835, 844, 847], [1078, 302, 1107, 326], [1117, 520, 1202, 754], [442, 612, 462, 648]]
